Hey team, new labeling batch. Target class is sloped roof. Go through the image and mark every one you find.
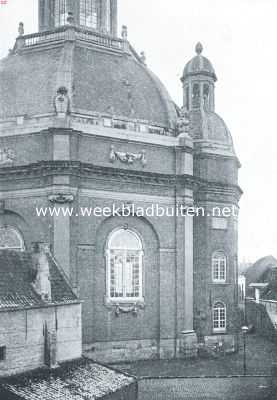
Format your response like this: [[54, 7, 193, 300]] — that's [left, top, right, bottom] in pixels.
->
[[245, 255, 277, 286], [0, 250, 78, 310], [262, 280, 277, 301], [0, 37, 177, 129], [0, 358, 135, 400]]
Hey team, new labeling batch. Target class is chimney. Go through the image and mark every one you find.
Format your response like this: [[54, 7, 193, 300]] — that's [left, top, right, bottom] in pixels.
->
[[32, 242, 52, 302]]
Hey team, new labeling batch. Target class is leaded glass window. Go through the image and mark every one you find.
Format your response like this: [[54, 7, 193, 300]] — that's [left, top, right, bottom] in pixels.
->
[[54, 0, 68, 27], [106, 229, 143, 301], [213, 302, 226, 332], [0, 226, 24, 251], [212, 251, 227, 283], [80, 0, 98, 29]]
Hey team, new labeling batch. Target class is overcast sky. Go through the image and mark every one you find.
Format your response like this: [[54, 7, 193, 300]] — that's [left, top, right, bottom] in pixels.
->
[[0, 0, 277, 263]]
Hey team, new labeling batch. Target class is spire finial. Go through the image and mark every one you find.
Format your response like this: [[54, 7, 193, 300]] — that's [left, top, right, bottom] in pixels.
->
[[121, 25, 128, 40], [195, 42, 203, 55]]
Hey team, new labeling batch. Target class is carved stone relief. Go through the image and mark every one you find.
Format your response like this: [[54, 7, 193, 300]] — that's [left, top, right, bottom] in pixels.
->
[[0, 148, 16, 166], [109, 145, 147, 167]]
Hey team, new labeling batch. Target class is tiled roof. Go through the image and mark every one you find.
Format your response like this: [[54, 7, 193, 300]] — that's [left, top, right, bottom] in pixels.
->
[[0, 250, 78, 310], [0, 48, 61, 118], [0, 358, 135, 400], [0, 40, 177, 129]]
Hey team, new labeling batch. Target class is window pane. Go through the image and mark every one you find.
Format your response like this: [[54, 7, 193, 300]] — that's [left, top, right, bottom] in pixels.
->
[[109, 229, 141, 250], [213, 303, 226, 330], [108, 230, 143, 300], [212, 252, 226, 282], [0, 227, 24, 250], [54, 0, 68, 27], [110, 251, 124, 297], [80, 0, 98, 29]]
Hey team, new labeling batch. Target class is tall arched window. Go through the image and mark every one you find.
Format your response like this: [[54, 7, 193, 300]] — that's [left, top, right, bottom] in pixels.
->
[[213, 302, 226, 332], [212, 251, 227, 283], [192, 83, 200, 108], [80, 0, 98, 29], [106, 229, 143, 301], [54, 0, 68, 27], [0, 226, 24, 251], [203, 84, 210, 109]]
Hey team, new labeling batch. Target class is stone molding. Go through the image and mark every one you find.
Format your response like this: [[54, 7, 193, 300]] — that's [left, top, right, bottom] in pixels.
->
[[0, 148, 16, 166]]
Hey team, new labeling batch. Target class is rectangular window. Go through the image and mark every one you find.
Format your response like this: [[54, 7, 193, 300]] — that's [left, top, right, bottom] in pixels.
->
[[106, 0, 111, 32], [212, 257, 226, 283], [0, 346, 6, 361], [109, 251, 141, 299], [54, 0, 68, 27], [80, 0, 98, 29], [103, 118, 113, 127], [213, 305, 226, 332]]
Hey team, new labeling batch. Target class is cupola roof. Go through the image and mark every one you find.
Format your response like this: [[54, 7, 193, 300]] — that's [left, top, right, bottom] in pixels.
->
[[183, 42, 217, 81], [0, 26, 178, 131]]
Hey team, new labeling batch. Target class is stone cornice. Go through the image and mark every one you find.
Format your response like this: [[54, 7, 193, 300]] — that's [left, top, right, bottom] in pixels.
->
[[0, 161, 193, 188], [0, 161, 242, 200]]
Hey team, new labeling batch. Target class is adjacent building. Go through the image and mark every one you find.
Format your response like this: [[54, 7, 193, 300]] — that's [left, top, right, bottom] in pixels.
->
[[0, 243, 82, 376]]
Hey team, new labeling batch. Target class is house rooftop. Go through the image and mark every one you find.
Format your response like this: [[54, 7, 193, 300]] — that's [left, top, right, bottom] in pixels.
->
[[0, 357, 136, 400], [0, 250, 78, 311]]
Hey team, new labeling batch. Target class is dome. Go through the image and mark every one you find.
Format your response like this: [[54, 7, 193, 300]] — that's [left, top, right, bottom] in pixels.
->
[[202, 111, 233, 146], [0, 31, 177, 130], [183, 42, 217, 81]]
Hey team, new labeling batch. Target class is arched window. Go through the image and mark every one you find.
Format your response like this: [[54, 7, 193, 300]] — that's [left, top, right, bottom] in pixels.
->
[[106, 229, 143, 301], [0, 226, 24, 251], [213, 302, 226, 332], [54, 0, 68, 27], [203, 84, 210, 109], [80, 0, 98, 29], [192, 83, 200, 108], [212, 251, 227, 283]]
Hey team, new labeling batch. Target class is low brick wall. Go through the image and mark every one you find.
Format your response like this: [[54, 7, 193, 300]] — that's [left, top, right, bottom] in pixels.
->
[[246, 300, 277, 341], [138, 376, 273, 400]]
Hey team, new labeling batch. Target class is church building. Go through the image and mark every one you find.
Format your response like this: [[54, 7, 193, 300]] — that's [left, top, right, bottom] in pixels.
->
[[0, 0, 242, 361]]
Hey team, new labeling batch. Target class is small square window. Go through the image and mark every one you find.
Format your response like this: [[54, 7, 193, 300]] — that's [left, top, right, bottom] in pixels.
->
[[0, 346, 6, 361], [103, 118, 113, 127]]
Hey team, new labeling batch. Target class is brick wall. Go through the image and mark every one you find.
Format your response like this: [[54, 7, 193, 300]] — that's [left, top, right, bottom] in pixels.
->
[[0, 303, 82, 377]]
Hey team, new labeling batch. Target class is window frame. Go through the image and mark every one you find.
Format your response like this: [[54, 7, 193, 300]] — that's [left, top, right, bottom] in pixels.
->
[[0, 226, 25, 251], [212, 251, 227, 283], [54, 0, 68, 27], [105, 228, 144, 303], [79, 0, 98, 30], [213, 302, 227, 333]]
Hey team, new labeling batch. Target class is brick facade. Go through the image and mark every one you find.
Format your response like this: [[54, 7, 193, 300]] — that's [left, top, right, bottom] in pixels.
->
[[0, 1, 241, 362]]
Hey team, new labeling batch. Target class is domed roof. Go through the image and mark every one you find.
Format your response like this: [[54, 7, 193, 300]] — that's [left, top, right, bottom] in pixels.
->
[[183, 42, 217, 81], [202, 111, 233, 146], [0, 33, 177, 130]]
